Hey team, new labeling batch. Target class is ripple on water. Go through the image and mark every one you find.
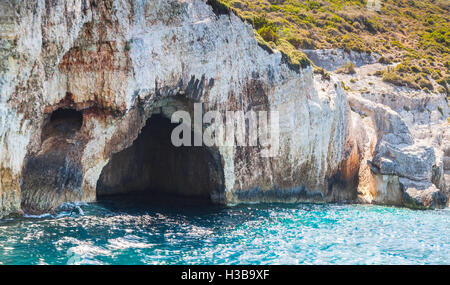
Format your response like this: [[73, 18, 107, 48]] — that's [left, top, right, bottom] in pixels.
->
[[0, 200, 449, 265]]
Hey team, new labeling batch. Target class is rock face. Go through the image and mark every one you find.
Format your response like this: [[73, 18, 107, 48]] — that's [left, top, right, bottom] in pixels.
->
[[0, 0, 447, 217], [303, 49, 379, 71], [333, 61, 449, 210]]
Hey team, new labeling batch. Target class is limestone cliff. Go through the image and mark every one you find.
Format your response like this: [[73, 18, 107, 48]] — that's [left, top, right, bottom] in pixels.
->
[[0, 0, 447, 217]]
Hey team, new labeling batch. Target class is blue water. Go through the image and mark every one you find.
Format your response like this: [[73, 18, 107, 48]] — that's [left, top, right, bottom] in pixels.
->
[[0, 196, 449, 265]]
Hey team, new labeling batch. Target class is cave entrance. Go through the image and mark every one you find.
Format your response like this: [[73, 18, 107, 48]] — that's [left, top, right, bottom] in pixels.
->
[[96, 114, 224, 205], [21, 108, 85, 214]]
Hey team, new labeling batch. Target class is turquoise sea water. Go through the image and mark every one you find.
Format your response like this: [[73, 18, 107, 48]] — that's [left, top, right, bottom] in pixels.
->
[[0, 196, 449, 265]]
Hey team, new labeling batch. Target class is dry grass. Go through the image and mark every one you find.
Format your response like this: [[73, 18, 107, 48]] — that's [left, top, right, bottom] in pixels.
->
[[215, 0, 449, 94]]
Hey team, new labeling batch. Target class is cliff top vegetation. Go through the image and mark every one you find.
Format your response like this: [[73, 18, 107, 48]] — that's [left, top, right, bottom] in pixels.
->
[[214, 0, 449, 95]]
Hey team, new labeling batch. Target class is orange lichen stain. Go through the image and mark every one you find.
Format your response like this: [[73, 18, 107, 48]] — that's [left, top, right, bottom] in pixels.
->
[[339, 140, 361, 183], [0, 167, 21, 210], [58, 43, 118, 72]]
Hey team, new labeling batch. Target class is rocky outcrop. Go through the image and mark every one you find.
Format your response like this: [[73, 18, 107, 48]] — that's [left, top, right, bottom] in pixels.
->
[[0, 0, 447, 217], [303, 49, 379, 71], [341, 63, 449, 209]]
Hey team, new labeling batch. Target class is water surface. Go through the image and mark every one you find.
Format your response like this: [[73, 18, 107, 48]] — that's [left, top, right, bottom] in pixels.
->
[[0, 196, 449, 265]]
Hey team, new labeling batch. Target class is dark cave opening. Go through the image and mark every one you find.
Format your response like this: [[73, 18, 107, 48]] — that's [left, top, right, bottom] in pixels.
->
[[96, 114, 224, 205], [41, 108, 83, 141]]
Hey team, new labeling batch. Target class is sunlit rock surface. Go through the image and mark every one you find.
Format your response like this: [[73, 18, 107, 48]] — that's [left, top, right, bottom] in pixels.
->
[[336, 61, 449, 209], [0, 0, 447, 216]]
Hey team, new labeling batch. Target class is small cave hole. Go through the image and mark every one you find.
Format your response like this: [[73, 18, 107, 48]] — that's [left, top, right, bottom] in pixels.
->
[[41, 108, 83, 141]]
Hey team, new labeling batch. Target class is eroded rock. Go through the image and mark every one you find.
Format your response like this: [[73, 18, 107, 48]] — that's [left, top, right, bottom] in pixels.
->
[[0, 0, 447, 215], [346, 65, 449, 209]]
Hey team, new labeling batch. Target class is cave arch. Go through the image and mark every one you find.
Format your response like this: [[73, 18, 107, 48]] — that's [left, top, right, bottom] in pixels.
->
[[96, 111, 225, 204]]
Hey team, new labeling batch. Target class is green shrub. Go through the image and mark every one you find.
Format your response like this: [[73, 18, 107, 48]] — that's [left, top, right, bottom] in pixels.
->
[[215, 0, 449, 86], [277, 39, 311, 70], [287, 36, 316, 49], [378, 56, 392, 64], [341, 81, 350, 91], [416, 77, 433, 90], [374, 70, 384, 76], [314, 66, 331, 80], [336, 61, 356, 74], [257, 26, 279, 42]]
